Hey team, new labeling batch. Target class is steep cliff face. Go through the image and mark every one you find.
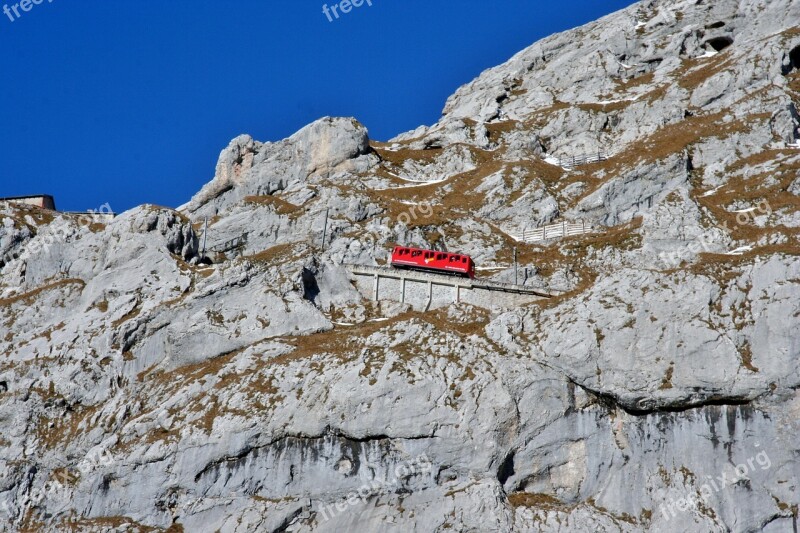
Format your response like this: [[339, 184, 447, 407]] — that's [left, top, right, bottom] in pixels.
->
[[1, 0, 799, 531]]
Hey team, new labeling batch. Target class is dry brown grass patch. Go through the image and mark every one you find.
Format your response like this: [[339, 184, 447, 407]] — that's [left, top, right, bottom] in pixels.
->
[[615, 72, 655, 91], [422, 307, 491, 338], [0, 278, 85, 308], [485, 121, 519, 144], [695, 154, 800, 245], [244, 195, 303, 217], [3, 203, 57, 227], [272, 315, 414, 365], [49, 516, 162, 532], [508, 492, 566, 509], [725, 149, 792, 174], [787, 71, 800, 95], [691, 247, 800, 277], [373, 146, 444, 167], [367, 146, 508, 227], [677, 53, 734, 90], [143, 204, 191, 224], [522, 219, 643, 308], [577, 99, 634, 114], [498, 159, 569, 206], [576, 111, 769, 198], [778, 27, 800, 40], [111, 300, 141, 328], [34, 402, 102, 451], [244, 243, 301, 265], [521, 100, 572, 129]]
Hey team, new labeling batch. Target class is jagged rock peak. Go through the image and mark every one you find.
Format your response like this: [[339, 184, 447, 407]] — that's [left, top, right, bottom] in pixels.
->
[[186, 117, 376, 216]]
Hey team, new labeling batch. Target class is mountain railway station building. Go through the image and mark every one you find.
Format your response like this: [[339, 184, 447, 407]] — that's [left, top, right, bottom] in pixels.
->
[[0, 194, 57, 211]]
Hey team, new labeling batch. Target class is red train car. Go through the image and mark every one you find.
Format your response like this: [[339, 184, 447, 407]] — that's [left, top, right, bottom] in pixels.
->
[[390, 246, 476, 279]]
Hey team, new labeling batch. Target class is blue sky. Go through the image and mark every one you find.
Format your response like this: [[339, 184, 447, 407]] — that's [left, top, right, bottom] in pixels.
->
[[0, 0, 634, 212]]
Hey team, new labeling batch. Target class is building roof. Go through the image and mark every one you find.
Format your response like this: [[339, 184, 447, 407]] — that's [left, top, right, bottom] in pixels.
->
[[0, 194, 55, 201]]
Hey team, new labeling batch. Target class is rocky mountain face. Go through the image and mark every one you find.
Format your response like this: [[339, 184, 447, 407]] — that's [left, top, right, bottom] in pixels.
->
[[1, 0, 800, 530]]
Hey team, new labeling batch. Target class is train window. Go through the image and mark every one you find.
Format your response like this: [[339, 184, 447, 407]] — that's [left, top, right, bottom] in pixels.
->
[[462, 258, 467, 263]]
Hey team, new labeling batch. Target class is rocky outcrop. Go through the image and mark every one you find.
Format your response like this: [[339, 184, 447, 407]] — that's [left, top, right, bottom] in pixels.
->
[[1, 0, 799, 531], [186, 117, 378, 218]]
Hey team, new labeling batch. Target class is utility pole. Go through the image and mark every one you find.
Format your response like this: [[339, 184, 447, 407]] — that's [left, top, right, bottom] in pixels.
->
[[201, 217, 208, 258], [513, 246, 518, 285], [321, 208, 329, 251]]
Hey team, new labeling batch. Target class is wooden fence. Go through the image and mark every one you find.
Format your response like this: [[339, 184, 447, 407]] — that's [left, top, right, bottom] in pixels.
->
[[507, 220, 594, 243], [557, 151, 608, 169]]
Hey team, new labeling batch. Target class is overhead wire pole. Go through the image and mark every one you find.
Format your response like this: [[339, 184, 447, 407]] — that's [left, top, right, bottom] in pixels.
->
[[201, 217, 208, 258], [321, 208, 329, 251], [513, 246, 518, 285]]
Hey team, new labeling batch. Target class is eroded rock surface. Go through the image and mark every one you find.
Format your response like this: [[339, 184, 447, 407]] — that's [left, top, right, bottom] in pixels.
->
[[1, 0, 799, 531]]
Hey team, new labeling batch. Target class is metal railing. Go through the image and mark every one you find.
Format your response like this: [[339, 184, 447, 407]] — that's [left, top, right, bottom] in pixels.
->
[[210, 233, 248, 253]]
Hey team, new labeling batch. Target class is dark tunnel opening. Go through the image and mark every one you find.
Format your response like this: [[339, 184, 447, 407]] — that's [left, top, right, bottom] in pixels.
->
[[790, 45, 800, 71], [706, 36, 734, 52]]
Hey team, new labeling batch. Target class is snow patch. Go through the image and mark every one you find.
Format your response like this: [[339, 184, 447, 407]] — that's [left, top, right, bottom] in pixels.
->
[[592, 97, 638, 105], [726, 246, 753, 255], [373, 171, 448, 190], [543, 156, 569, 169], [701, 186, 722, 197]]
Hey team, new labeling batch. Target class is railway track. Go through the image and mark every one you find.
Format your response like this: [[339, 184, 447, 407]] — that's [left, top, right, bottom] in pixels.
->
[[345, 264, 559, 298]]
